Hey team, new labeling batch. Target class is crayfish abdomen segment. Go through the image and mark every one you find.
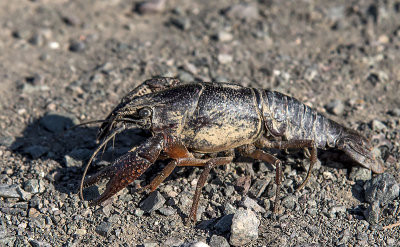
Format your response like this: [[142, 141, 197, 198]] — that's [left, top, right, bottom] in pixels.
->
[[182, 83, 264, 153]]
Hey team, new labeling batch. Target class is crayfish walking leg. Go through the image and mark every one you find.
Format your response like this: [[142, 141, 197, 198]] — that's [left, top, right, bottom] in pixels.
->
[[239, 144, 283, 213]]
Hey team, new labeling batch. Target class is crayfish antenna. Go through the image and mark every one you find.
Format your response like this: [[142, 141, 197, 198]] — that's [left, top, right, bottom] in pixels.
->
[[79, 126, 126, 201]]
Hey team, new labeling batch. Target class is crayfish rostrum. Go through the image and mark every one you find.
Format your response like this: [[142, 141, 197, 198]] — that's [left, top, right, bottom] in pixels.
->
[[79, 78, 384, 223]]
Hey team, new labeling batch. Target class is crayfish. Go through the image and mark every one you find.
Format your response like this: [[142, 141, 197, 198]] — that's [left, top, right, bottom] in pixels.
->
[[79, 78, 384, 223]]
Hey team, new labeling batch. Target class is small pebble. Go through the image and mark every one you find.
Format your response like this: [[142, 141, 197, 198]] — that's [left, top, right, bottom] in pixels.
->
[[143, 242, 159, 247], [230, 208, 260, 246], [225, 3, 259, 21], [389, 108, 400, 117], [137, 0, 166, 14], [209, 235, 229, 247], [139, 191, 166, 213], [371, 119, 386, 131], [349, 167, 372, 181], [95, 222, 112, 237], [157, 206, 176, 216], [217, 54, 233, 64], [69, 40, 86, 52], [214, 214, 233, 234], [75, 228, 87, 236], [364, 201, 380, 224], [191, 241, 209, 247], [134, 208, 144, 217], [62, 14, 81, 26], [241, 196, 266, 213], [281, 195, 297, 210], [64, 155, 82, 167], [364, 173, 399, 205], [223, 203, 236, 215], [215, 31, 233, 42], [24, 179, 46, 194], [178, 71, 194, 82], [48, 41, 60, 49], [248, 179, 268, 198], [322, 171, 334, 180], [170, 17, 191, 30], [326, 99, 344, 116], [0, 184, 21, 198], [28, 33, 44, 46]]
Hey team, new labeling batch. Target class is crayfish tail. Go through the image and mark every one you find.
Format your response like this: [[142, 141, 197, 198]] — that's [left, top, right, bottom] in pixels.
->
[[336, 128, 385, 174]]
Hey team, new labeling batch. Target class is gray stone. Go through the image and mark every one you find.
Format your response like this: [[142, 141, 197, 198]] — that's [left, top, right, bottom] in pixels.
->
[[224, 185, 235, 196], [62, 14, 81, 26], [69, 40, 86, 52], [225, 4, 259, 21], [371, 120, 387, 131], [191, 241, 209, 247], [139, 191, 166, 213], [241, 196, 266, 213], [223, 203, 236, 215], [178, 71, 194, 82], [28, 33, 44, 46], [157, 206, 176, 216], [134, 208, 144, 217], [164, 237, 183, 246], [248, 179, 268, 198], [0, 184, 20, 198], [209, 235, 229, 247], [215, 31, 233, 42], [142, 242, 159, 247], [389, 108, 400, 117], [217, 53, 233, 64], [230, 208, 260, 246], [24, 179, 46, 194], [95, 222, 112, 237], [329, 206, 346, 217], [170, 17, 191, 30], [282, 195, 297, 210], [137, 0, 166, 14], [326, 99, 345, 116], [64, 155, 82, 167], [364, 173, 399, 205], [349, 167, 372, 181], [214, 214, 233, 233], [364, 201, 380, 224]]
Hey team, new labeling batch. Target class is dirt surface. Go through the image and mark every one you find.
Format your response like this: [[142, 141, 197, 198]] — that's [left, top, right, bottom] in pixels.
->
[[0, 0, 399, 246]]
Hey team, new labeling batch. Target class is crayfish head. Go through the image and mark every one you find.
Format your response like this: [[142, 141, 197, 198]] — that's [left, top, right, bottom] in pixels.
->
[[96, 104, 154, 142], [336, 129, 385, 174]]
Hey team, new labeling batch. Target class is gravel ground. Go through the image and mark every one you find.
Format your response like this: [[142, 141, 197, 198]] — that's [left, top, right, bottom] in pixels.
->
[[0, 0, 399, 246]]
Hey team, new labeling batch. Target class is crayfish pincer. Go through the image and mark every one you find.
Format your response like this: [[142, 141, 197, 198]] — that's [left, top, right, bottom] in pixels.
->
[[79, 77, 385, 223]]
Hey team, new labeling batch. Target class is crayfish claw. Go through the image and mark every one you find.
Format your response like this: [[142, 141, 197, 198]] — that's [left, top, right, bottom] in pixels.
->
[[82, 151, 154, 206]]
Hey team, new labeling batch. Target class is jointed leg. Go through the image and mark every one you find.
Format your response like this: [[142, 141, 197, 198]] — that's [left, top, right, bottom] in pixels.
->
[[146, 157, 212, 192], [257, 138, 317, 191], [239, 145, 282, 214], [187, 157, 233, 224]]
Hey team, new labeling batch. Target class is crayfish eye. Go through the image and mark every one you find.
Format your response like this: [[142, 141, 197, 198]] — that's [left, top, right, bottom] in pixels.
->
[[138, 107, 152, 118]]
